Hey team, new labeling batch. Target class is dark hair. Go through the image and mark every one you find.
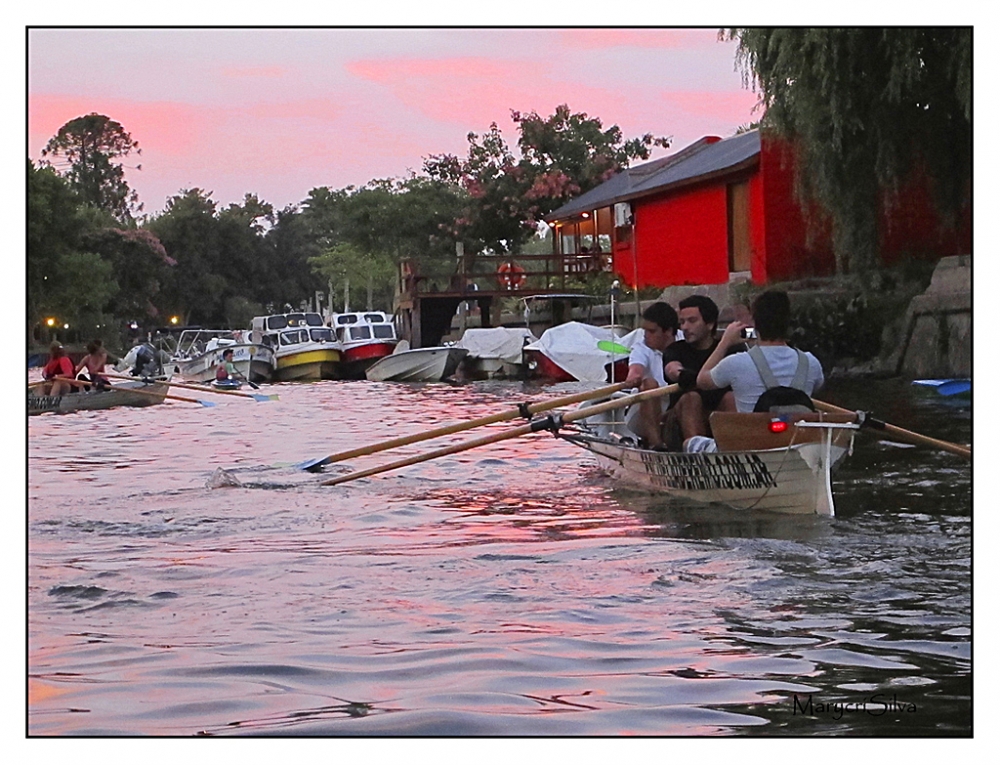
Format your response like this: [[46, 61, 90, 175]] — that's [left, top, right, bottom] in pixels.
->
[[642, 301, 678, 332], [223, 349, 234, 358], [86, 341, 99, 354], [49, 342, 64, 357], [678, 294, 719, 330], [752, 290, 791, 340]]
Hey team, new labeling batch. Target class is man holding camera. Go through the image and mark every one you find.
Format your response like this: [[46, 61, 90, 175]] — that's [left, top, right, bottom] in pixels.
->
[[698, 290, 824, 413], [662, 295, 740, 449]]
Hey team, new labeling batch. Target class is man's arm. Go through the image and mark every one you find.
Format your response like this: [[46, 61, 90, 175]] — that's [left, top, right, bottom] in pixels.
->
[[623, 363, 647, 389], [697, 321, 746, 390]]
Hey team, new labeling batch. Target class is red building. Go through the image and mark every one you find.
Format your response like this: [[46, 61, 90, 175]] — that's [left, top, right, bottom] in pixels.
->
[[545, 130, 970, 288]]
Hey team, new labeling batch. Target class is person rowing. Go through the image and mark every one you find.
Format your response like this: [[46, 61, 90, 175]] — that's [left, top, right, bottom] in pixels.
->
[[41, 343, 74, 396], [75, 339, 110, 390], [621, 302, 679, 450], [215, 349, 247, 385]]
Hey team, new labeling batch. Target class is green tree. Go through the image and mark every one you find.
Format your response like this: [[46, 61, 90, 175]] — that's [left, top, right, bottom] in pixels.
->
[[147, 189, 228, 325], [308, 242, 396, 313], [27, 160, 120, 344], [725, 27, 971, 273], [40, 113, 143, 223]]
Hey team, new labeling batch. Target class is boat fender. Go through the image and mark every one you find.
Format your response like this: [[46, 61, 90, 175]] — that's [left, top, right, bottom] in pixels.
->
[[528, 414, 563, 433]]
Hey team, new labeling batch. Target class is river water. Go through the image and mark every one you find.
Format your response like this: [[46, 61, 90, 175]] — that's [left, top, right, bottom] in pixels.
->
[[27, 376, 972, 736]]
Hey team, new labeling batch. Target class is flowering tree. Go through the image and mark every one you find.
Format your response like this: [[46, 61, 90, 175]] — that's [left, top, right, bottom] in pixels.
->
[[424, 104, 670, 257]]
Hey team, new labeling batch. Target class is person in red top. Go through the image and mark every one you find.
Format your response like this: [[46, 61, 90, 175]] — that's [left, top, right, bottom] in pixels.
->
[[42, 343, 74, 396]]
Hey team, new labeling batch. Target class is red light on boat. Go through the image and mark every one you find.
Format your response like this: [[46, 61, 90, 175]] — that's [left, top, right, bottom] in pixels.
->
[[769, 419, 788, 433]]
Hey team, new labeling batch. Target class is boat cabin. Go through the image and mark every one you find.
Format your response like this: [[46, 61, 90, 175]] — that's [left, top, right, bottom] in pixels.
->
[[329, 311, 398, 345], [250, 312, 335, 349]]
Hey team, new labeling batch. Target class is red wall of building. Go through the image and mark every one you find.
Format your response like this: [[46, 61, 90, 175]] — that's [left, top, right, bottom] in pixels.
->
[[758, 137, 836, 281], [615, 184, 730, 287], [610, 134, 969, 290]]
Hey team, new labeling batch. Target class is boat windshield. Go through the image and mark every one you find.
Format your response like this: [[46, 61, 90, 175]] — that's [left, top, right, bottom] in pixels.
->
[[266, 316, 289, 330], [310, 328, 334, 343], [349, 326, 372, 341], [279, 329, 307, 346], [334, 314, 358, 325], [364, 313, 387, 323], [305, 313, 324, 327], [372, 325, 395, 339]]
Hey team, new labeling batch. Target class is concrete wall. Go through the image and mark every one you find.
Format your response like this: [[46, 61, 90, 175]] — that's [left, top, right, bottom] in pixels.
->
[[889, 255, 971, 378]]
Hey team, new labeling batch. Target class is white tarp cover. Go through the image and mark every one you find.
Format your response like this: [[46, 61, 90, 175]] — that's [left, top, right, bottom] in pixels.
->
[[456, 327, 537, 364], [523, 322, 633, 382]]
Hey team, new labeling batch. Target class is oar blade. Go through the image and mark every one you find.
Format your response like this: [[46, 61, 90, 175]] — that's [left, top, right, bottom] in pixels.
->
[[296, 456, 332, 472], [252, 393, 279, 402]]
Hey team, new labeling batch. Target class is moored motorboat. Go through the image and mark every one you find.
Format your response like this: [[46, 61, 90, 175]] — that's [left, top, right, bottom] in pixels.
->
[[522, 321, 632, 383], [249, 312, 341, 381], [564, 410, 860, 516], [169, 329, 274, 384], [365, 342, 469, 383], [29, 377, 171, 416], [455, 327, 537, 379], [329, 311, 398, 379]]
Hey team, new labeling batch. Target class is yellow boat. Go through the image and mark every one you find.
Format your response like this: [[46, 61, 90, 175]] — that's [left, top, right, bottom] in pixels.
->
[[250, 312, 341, 381]]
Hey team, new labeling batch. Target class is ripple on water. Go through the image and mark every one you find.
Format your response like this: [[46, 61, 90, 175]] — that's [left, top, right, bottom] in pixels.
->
[[27, 377, 971, 735]]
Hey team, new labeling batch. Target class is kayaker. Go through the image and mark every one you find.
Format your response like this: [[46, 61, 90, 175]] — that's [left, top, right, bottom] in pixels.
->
[[215, 349, 246, 382]]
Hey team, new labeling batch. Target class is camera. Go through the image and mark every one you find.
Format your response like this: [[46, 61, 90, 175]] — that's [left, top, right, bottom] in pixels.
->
[[741, 327, 757, 340]]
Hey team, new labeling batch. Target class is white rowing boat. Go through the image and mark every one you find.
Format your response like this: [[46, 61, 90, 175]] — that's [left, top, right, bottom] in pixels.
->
[[563, 410, 860, 516]]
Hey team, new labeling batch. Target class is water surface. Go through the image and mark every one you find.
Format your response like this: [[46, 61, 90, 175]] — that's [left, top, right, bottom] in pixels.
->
[[27, 377, 972, 735]]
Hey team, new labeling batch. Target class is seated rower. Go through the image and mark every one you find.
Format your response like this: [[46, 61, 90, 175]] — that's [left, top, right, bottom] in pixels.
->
[[662, 295, 739, 449], [75, 340, 110, 390], [215, 349, 247, 383], [41, 342, 74, 396], [694, 290, 825, 452], [621, 302, 679, 450]]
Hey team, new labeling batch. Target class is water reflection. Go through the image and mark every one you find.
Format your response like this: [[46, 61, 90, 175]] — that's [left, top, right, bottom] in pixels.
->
[[28, 375, 971, 735]]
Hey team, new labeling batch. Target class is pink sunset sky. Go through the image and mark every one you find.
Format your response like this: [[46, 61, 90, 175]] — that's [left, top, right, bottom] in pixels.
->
[[28, 28, 761, 216]]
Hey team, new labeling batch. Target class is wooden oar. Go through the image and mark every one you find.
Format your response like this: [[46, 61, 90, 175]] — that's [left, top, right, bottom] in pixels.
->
[[297, 380, 633, 472], [812, 398, 971, 460], [54, 376, 216, 407], [320, 383, 679, 487], [104, 372, 277, 401]]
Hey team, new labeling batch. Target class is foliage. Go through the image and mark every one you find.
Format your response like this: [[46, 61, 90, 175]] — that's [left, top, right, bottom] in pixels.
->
[[40, 113, 143, 223], [725, 28, 971, 274], [424, 104, 669, 257], [308, 242, 396, 313]]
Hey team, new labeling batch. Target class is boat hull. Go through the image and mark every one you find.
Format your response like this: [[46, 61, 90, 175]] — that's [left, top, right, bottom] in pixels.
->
[[171, 343, 274, 384], [524, 349, 629, 383], [28, 380, 170, 415], [338, 341, 396, 379], [562, 430, 851, 516], [365, 347, 468, 382], [273, 348, 341, 381]]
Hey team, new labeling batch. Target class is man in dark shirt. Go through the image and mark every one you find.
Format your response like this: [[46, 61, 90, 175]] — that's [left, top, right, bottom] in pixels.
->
[[662, 295, 739, 447]]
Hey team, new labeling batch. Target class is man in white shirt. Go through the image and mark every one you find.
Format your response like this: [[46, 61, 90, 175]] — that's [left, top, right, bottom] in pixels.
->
[[697, 290, 824, 415], [622, 302, 679, 449]]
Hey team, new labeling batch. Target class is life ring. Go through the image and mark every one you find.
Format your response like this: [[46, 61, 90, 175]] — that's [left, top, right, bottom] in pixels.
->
[[497, 261, 526, 289]]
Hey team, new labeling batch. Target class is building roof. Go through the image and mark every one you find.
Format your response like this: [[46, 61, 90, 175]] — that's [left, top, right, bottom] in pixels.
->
[[545, 130, 761, 221]]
